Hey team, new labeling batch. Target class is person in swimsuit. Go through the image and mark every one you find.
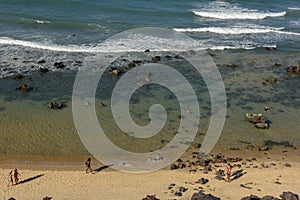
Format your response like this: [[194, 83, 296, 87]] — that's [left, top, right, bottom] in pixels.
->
[[13, 169, 20, 185], [225, 163, 232, 182], [85, 158, 93, 174], [7, 170, 13, 187]]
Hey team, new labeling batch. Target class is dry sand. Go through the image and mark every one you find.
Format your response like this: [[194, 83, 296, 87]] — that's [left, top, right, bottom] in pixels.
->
[[0, 149, 299, 200]]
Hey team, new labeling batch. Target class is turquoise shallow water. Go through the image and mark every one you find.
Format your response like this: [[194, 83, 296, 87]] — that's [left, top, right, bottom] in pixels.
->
[[0, 49, 299, 158]]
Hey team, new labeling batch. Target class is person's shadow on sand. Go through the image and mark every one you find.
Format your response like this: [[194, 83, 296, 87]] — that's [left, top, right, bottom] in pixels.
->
[[231, 169, 247, 182], [18, 174, 44, 185], [93, 165, 113, 174]]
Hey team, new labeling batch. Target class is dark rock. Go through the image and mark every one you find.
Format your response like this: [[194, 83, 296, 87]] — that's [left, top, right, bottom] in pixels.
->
[[49, 102, 63, 109], [75, 60, 82, 64], [151, 56, 161, 62], [286, 64, 300, 75], [266, 77, 277, 84], [240, 184, 252, 189], [197, 178, 209, 185], [127, 62, 136, 69], [13, 74, 23, 80], [261, 196, 280, 200], [179, 187, 188, 193], [170, 164, 178, 170], [38, 59, 46, 64], [142, 195, 159, 200], [214, 175, 224, 181], [274, 181, 281, 185], [280, 192, 299, 200], [54, 61, 66, 69], [168, 183, 175, 189], [273, 63, 281, 67], [227, 157, 243, 162], [191, 191, 221, 200], [16, 84, 31, 92], [197, 158, 210, 167], [12, 57, 18, 60], [8, 198, 16, 200], [216, 169, 225, 177], [175, 191, 182, 197], [241, 195, 261, 200], [284, 163, 292, 167], [144, 49, 150, 52], [265, 47, 277, 51], [164, 55, 172, 59], [43, 197, 52, 200], [38, 67, 49, 73]]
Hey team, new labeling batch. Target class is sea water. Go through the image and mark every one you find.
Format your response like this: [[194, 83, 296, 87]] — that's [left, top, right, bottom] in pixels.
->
[[0, 0, 299, 159]]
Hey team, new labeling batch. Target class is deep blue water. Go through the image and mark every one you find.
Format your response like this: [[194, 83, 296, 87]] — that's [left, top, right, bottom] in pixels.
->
[[0, 0, 299, 76]]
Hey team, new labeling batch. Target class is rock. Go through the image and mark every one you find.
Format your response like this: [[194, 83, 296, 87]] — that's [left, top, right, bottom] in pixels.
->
[[75, 60, 82, 64], [8, 198, 16, 200], [112, 69, 122, 76], [261, 196, 280, 200], [142, 195, 159, 200], [216, 169, 225, 177], [197, 178, 209, 185], [12, 57, 18, 60], [273, 63, 281, 67], [225, 63, 238, 68], [144, 49, 150, 52], [191, 191, 221, 200], [38, 67, 49, 73], [241, 195, 261, 200], [197, 158, 210, 167], [170, 164, 178, 170], [246, 113, 267, 124], [265, 47, 277, 51], [284, 163, 292, 167], [49, 102, 63, 109], [174, 191, 182, 197], [286, 64, 300, 75], [266, 77, 277, 83], [13, 74, 23, 80], [168, 183, 175, 189], [16, 84, 31, 92], [127, 62, 136, 69], [43, 197, 52, 200], [179, 187, 188, 193], [227, 157, 243, 162], [22, 84, 31, 92], [255, 123, 269, 129], [280, 192, 299, 200], [54, 61, 66, 69], [151, 56, 161, 62], [214, 175, 224, 181], [38, 59, 46, 64]]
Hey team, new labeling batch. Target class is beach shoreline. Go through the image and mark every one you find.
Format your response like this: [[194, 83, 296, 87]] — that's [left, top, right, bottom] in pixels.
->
[[1, 147, 299, 200]]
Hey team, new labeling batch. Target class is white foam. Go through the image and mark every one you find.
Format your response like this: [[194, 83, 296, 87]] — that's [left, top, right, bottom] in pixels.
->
[[288, 7, 300, 11], [193, 1, 286, 19], [174, 26, 285, 35], [193, 10, 286, 19], [35, 20, 51, 24]]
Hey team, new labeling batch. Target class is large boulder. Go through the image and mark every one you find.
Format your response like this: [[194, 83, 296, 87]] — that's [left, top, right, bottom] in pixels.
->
[[191, 191, 220, 200], [280, 191, 299, 200]]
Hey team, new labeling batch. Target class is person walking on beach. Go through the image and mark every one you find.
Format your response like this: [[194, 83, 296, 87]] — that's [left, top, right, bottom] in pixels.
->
[[225, 163, 232, 182], [85, 158, 93, 174], [13, 169, 21, 185], [7, 170, 13, 187]]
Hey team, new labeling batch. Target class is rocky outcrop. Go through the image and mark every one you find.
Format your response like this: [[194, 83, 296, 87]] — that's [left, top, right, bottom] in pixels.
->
[[49, 102, 63, 109], [191, 191, 221, 200], [142, 195, 159, 200], [16, 84, 31, 92], [286, 64, 300, 75], [54, 62, 66, 69], [246, 113, 269, 129]]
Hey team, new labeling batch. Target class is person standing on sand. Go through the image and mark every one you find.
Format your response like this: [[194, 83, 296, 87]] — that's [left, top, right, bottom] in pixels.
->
[[7, 170, 13, 187], [225, 163, 232, 182], [85, 158, 93, 174], [13, 169, 21, 185]]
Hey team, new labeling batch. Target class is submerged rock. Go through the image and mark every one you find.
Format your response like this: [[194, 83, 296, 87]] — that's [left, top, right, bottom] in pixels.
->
[[286, 64, 300, 75], [49, 102, 63, 109]]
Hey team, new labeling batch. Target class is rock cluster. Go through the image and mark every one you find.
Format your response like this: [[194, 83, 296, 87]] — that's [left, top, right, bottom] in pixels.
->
[[246, 113, 269, 129], [286, 64, 300, 75], [241, 191, 299, 200]]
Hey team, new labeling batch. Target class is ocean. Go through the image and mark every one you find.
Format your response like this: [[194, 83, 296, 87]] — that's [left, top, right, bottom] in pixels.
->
[[0, 0, 299, 163]]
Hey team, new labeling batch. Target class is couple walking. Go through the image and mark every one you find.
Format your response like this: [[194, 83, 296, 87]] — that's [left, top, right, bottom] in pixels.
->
[[7, 169, 21, 187]]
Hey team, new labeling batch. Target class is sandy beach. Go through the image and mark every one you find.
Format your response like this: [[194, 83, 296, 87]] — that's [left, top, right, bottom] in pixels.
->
[[1, 148, 299, 200]]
